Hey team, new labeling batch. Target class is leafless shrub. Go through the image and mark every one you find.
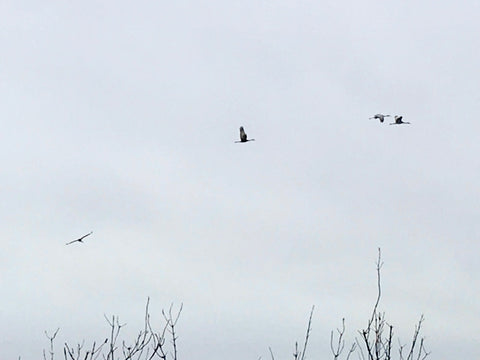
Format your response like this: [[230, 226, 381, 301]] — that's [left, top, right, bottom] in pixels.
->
[[43, 298, 182, 360], [40, 249, 429, 360], [331, 248, 430, 360]]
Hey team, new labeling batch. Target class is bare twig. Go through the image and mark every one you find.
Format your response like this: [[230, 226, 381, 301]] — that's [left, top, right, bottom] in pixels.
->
[[269, 346, 275, 360], [43, 328, 60, 360], [162, 303, 183, 360], [368, 248, 383, 332], [331, 318, 354, 360], [300, 305, 314, 360], [399, 315, 430, 360], [293, 341, 300, 360]]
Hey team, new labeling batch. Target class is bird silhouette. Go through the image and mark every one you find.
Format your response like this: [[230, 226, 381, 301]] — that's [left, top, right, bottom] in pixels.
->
[[66, 231, 93, 245], [235, 126, 255, 143], [369, 114, 390, 123], [389, 116, 410, 125]]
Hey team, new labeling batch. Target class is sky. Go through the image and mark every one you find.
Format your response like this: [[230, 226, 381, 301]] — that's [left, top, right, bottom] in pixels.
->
[[1, 0, 479, 359]]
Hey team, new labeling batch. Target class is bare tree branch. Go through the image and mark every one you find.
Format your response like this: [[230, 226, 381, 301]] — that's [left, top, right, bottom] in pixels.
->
[[268, 346, 275, 360], [43, 328, 60, 360], [300, 305, 314, 360], [332, 249, 429, 360]]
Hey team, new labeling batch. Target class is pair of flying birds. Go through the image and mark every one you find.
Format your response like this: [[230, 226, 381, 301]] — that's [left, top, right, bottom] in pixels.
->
[[369, 114, 410, 125]]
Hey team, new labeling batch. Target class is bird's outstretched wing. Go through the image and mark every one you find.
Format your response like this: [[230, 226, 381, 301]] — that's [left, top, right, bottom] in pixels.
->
[[66, 231, 93, 245]]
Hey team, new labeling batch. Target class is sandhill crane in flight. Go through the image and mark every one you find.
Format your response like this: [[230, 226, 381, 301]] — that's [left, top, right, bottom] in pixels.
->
[[235, 126, 255, 143], [369, 114, 390, 123], [66, 231, 93, 245], [390, 116, 410, 125]]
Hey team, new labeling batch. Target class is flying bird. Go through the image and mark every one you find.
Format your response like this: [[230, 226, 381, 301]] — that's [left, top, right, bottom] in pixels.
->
[[66, 231, 93, 245], [390, 116, 410, 125], [235, 126, 255, 143], [369, 114, 390, 123]]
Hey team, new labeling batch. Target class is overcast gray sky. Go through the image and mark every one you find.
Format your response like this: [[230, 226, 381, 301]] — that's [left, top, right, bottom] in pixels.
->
[[1, 0, 479, 359]]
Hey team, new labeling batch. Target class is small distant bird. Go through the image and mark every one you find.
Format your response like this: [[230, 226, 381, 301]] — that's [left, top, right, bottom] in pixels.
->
[[66, 231, 93, 245], [235, 126, 255, 143], [390, 116, 410, 125], [369, 114, 390, 123]]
